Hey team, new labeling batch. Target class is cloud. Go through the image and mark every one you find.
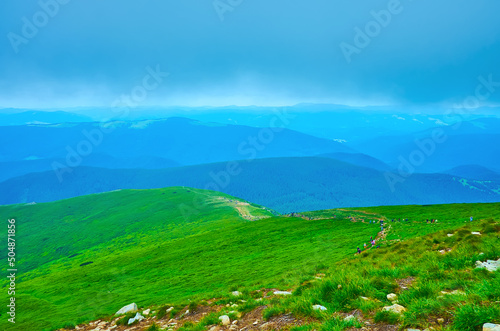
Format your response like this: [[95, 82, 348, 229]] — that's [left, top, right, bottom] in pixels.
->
[[0, 0, 499, 109]]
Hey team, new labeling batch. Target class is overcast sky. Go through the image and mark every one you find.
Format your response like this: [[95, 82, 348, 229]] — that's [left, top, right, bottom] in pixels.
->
[[1, 0, 499, 109]]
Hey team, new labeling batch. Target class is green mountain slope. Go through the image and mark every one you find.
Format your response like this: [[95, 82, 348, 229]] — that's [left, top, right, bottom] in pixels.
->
[[1, 189, 499, 330]]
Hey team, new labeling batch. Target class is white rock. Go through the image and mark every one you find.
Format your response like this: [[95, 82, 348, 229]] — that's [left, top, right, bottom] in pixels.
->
[[476, 259, 500, 272], [166, 307, 174, 313], [387, 293, 398, 302], [472, 232, 481, 235], [447, 234, 454, 237], [407, 329, 421, 331], [360, 296, 370, 301], [232, 291, 242, 296], [273, 291, 292, 295], [313, 305, 327, 311], [143, 309, 150, 315], [128, 312, 145, 325], [382, 304, 407, 314], [344, 315, 355, 322], [219, 315, 231, 326], [208, 327, 218, 331], [483, 323, 500, 331], [116, 303, 138, 315]]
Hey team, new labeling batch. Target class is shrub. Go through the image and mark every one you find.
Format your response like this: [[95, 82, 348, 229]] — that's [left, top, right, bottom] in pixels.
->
[[188, 301, 198, 312], [116, 312, 137, 326], [453, 303, 500, 331], [374, 310, 399, 324], [263, 306, 285, 321], [200, 312, 221, 326], [146, 322, 160, 331], [156, 305, 169, 320]]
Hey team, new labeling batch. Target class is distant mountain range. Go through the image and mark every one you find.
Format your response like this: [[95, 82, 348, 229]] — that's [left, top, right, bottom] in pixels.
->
[[2, 157, 499, 213], [0, 117, 351, 166], [353, 118, 500, 173]]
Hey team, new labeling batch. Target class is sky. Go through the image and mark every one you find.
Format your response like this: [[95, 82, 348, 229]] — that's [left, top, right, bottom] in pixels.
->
[[0, 0, 500, 109]]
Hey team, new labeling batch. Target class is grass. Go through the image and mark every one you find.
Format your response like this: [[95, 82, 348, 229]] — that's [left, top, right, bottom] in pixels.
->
[[0, 187, 499, 330], [0, 187, 378, 330]]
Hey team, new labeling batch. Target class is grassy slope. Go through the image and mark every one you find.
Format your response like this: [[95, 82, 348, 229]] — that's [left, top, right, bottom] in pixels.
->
[[262, 215, 500, 331], [1, 190, 498, 330], [0, 188, 378, 331]]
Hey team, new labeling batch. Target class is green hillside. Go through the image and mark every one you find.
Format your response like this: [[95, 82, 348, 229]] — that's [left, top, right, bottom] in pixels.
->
[[0, 189, 499, 331]]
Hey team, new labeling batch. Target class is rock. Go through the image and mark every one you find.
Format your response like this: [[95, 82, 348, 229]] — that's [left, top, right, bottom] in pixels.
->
[[253, 320, 259, 325], [475, 259, 500, 272], [483, 323, 500, 331], [344, 315, 355, 322], [338, 284, 342, 289], [472, 232, 481, 235], [219, 315, 231, 326], [128, 312, 145, 325], [273, 291, 292, 295], [313, 305, 327, 311], [208, 327, 219, 331], [229, 325, 238, 331], [387, 293, 398, 302], [439, 250, 446, 254], [360, 296, 370, 301], [116, 303, 138, 315], [166, 307, 174, 313], [232, 320, 238, 325], [437, 318, 444, 324], [231, 304, 239, 308], [382, 304, 407, 314], [232, 291, 242, 296], [143, 309, 150, 315], [447, 233, 454, 237], [451, 290, 466, 295], [406, 329, 421, 331]]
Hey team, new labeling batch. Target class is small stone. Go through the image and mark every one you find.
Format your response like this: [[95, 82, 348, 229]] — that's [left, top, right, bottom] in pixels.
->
[[382, 304, 407, 314], [344, 315, 355, 322], [312, 305, 327, 311], [232, 291, 242, 296], [208, 327, 218, 331], [166, 307, 174, 313], [387, 293, 398, 302], [360, 296, 370, 301], [447, 233, 454, 237], [437, 318, 444, 324], [219, 315, 230, 326], [128, 312, 145, 325], [116, 303, 138, 315], [232, 320, 238, 325], [253, 320, 259, 325], [338, 284, 342, 289], [143, 308, 151, 315], [406, 329, 421, 331], [472, 232, 481, 235], [273, 291, 292, 295], [483, 323, 500, 331]]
